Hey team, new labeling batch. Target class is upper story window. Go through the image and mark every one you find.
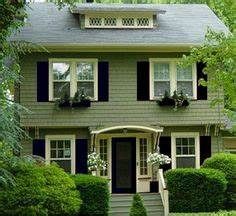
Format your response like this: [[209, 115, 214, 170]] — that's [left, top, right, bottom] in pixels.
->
[[49, 59, 98, 101], [149, 58, 197, 100], [85, 14, 153, 29]]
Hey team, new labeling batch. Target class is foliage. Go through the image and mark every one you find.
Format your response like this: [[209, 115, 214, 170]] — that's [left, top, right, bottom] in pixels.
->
[[181, 29, 236, 112], [202, 153, 236, 180], [129, 194, 147, 216], [0, 0, 28, 186], [166, 168, 227, 212], [87, 152, 107, 171], [0, 159, 81, 215], [72, 174, 109, 215], [147, 152, 171, 166], [157, 90, 189, 109], [55, 90, 91, 108], [202, 153, 236, 209]]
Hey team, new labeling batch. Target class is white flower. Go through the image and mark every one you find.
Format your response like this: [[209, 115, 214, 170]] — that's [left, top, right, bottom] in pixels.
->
[[87, 152, 107, 171], [147, 152, 171, 166]]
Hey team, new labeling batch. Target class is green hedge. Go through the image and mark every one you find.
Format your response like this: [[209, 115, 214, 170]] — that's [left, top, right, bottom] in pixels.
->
[[72, 174, 110, 216], [166, 168, 227, 213], [0, 160, 81, 215], [202, 153, 236, 209]]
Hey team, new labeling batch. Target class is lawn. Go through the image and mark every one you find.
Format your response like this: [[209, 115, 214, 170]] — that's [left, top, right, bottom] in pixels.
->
[[170, 211, 236, 216]]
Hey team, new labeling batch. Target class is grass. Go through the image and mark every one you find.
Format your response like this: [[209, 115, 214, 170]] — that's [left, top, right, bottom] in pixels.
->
[[169, 211, 236, 216]]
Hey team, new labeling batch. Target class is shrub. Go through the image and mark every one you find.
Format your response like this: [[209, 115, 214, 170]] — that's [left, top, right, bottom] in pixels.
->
[[129, 194, 147, 216], [72, 174, 109, 216], [202, 153, 236, 209], [166, 168, 227, 213], [0, 160, 81, 215]]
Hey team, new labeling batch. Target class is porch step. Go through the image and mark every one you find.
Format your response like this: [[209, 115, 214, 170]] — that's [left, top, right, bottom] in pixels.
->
[[109, 193, 164, 216]]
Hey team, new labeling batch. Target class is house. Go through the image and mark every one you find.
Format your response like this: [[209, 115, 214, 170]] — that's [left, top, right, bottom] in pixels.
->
[[13, 2, 229, 194]]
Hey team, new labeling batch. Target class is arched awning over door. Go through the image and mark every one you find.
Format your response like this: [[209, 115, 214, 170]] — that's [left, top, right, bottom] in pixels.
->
[[89, 125, 163, 151], [90, 125, 163, 135]]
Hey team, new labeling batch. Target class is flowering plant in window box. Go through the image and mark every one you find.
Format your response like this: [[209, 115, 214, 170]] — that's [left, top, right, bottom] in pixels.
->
[[55, 92, 71, 108], [157, 90, 189, 108], [87, 152, 107, 175], [71, 89, 91, 108]]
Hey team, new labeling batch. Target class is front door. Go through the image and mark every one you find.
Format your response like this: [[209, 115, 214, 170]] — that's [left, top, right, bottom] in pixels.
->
[[112, 137, 136, 193]]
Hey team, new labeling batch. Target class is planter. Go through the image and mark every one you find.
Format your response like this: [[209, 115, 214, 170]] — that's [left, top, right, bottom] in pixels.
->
[[58, 101, 71, 108], [157, 98, 175, 107], [150, 181, 159, 192], [71, 100, 91, 108]]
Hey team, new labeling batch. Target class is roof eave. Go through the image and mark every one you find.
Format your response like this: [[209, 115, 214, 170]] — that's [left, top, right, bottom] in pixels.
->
[[35, 42, 201, 52]]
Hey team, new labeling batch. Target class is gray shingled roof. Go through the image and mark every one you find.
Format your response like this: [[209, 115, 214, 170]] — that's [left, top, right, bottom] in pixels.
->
[[11, 3, 228, 46]]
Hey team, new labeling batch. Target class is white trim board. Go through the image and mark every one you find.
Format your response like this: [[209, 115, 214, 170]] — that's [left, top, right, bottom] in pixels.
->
[[49, 58, 98, 101], [171, 132, 200, 169], [149, 58, 197, 100], [45, 134, 76, 174]]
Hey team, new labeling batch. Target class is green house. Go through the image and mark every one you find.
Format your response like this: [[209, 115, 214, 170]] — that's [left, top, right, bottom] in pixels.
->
[[13, 2, 230, 194]]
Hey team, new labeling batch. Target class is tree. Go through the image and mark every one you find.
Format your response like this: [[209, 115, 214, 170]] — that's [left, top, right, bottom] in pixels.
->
[[0, 0, 28, 186]]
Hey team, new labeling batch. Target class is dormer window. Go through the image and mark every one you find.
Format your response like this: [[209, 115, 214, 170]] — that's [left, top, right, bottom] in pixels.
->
[[71, 4, 166, 30], [85, 14, 153, 28]]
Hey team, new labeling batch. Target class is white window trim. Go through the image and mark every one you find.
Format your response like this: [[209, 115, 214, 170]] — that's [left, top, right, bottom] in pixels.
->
[[98, 138, 109, 177], [45, 135, 76, 174], [171, 132, 200, 169], [49, 58, 98, 101], [85, 13, 153, 29], [138, 137, 151, 177], [149, 58, 197, 100]]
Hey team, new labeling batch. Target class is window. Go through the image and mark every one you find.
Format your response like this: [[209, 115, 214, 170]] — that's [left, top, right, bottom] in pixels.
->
[[171, 132, 200, 169], [52, 62, 70, 99], [77, 62, 95, 98], [139, 138, 148, 176], [46, 135, 75, 174], [99, 139, 108, 176], [85, 15, 153, 28], [150, 59, 197, 99], [49, 59, 98, 101]]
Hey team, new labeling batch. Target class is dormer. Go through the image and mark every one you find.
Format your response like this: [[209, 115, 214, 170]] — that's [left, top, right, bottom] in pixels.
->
[[71, 3, 165, 29]]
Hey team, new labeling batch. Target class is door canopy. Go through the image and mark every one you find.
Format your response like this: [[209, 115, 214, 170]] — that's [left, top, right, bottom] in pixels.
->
[[90, 125, 163, 135]]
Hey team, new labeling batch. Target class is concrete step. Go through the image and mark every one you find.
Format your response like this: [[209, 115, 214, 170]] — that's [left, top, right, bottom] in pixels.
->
[[109, 193, 164, 216]]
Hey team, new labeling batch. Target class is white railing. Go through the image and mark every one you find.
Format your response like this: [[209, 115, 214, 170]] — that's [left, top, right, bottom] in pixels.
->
[[158, 169, 169, 216]]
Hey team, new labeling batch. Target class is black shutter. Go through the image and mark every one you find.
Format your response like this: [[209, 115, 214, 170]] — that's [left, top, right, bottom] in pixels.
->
[[200, 136, 211, 165], [37, 61, 49, 102], [197, 62, 207, 100], [75, 139, 88, 174], [159, 136, 171, 171], [32, 139, 45, 158], [98, 62, 109, 101], [137, 61, 149, 101]]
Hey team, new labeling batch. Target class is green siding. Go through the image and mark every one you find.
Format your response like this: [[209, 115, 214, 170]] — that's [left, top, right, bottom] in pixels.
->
[[21, 126, 222, 156], [19, 52, 223, 128]]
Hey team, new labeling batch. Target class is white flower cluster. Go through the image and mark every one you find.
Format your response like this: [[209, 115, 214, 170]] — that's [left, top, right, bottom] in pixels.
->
[[87, 152, 107, 171], [147, 152, 171, 166]]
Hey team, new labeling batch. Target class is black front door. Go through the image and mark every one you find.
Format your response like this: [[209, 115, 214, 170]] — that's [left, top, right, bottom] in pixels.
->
[[112, 137, 136, 193]]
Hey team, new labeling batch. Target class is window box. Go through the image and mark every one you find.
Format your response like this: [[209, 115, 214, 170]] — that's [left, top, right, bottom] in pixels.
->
[[58, 101, 71, 108], [157, 90, 189, 108], [71, 99, 91, 108]]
